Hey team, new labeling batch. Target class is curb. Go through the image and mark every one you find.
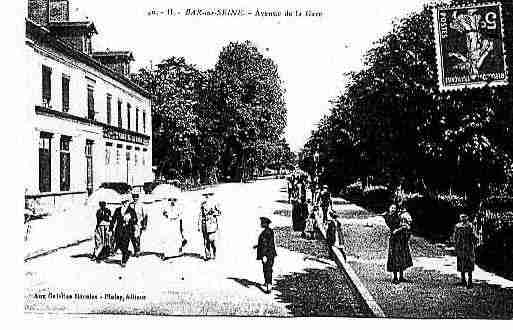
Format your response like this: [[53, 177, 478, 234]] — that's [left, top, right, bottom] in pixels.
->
[[25, 238, 92, 262], [316, 217, 386, 318]]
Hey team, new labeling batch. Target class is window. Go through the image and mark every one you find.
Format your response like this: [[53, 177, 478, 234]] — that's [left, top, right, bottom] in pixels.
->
[[127, 103, 131, 130], [135, 147, 140, 166], [143, 111, 146, 133], [117, 100, 122, 128], [105, 142, 112, 165], [135, 108, 139, 132], [87, 85, 95, 120], [116, 144, 122, 164], [42, 65, 52, 106], [62, 75, 70, 112], [85, 140, 94, 195], [39, 132, 52, 193], [106, 94, 112, 125], [60, 136, 71, 191], [142, 148, 147, 166]]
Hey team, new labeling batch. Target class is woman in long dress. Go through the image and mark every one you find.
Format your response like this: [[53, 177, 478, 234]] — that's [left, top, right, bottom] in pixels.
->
[[384, 204, 413, 283], [160, 197, 185, 260], [454, 213, 478, 288]]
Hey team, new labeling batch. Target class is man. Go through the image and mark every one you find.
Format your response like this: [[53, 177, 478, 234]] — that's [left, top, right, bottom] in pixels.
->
[[130, 193, 147, 257], [92, 201, 112, 262], [254, 216, 277, 294], [198, 189, 221, 261], [111, 196, 138, 267], [319, 184, 333, 224]]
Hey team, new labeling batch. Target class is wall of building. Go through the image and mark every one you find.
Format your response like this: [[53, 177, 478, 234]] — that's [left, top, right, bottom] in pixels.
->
[[25, 37, 153, 202]]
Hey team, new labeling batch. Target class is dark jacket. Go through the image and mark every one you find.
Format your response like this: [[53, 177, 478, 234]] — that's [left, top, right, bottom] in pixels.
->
[[96, 207, 112, 228], [326, 219, 343, 246], [111, 206, 138, 240], [257, 227, 277, 260]]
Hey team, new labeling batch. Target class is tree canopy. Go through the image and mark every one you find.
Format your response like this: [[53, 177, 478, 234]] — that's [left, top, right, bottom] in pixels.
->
[[131, 42, 291, 184]]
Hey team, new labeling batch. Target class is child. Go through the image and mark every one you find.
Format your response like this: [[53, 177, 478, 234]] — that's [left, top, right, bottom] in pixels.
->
[[326, 212, 346, 261], [254, 216, 277, 294], [454, 213, 478, 288], [304, 211, 317, 239]]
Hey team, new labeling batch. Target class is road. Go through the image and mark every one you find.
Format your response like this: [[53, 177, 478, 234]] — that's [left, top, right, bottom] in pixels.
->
[[25, 179, 370, 316]]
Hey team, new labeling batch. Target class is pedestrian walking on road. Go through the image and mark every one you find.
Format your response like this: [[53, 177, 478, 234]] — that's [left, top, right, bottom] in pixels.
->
[[384, 204, 413, 284], [198, 189, 221, 261], [161, 196, 186, 260], [254, 216, 277, 294], [130, 193, 146, 257], [326, 212, 346, 261], [111, 196, 138, 267], [453, 213, 478, 288], [319, 185, 333, 224], [92, 201, 112, 262]]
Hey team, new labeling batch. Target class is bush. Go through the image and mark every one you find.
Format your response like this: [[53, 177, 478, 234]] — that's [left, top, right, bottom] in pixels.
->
[[341, 181, 364, 203], [475, 195, 513, 279], [99, 182, 132, 195], [404, 193, 467, 242], [362, 185, 392, 212]]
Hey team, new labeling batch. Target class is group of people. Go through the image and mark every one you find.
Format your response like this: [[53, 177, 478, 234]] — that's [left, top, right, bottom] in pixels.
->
[[92, 194, 147, 267], [91, 188, 278, 293], [288, 174, 335, 240], [382, 202, 478, 288], [92, 189, 222, 267]]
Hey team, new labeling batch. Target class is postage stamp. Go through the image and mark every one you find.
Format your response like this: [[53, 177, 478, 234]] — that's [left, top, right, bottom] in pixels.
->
[[433, 2, 508, 91]]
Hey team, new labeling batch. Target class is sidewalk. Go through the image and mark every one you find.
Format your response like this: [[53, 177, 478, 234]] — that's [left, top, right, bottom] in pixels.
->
[[334, 198, 513, 318]]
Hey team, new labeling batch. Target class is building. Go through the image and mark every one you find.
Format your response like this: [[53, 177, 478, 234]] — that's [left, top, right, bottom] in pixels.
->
[[25, 0, 153, 214]]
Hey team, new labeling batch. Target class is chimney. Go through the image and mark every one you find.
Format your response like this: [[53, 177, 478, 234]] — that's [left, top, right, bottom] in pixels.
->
[[28, 0, 49, 26], [49, 0, 69, 22], [28, 0, 69, 26]]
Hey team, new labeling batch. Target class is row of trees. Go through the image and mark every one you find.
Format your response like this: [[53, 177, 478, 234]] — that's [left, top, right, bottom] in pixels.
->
[[301, 0, 513, 196], [131, 41, 295, 184]]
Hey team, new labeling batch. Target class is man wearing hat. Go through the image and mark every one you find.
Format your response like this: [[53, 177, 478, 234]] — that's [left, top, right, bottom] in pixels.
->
[[130, 193, 147, 257], [111, 195, 138, 267], [198, 189, 221, 260], [254, 216, 277, 294], [319, 184, 333, 224]]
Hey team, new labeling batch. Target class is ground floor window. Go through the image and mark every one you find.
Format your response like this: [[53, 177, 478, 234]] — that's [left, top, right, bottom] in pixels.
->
[[39, 132, 52, 193], [85, 140, 93, 195], [60, 136, 71, 191], [105, 142, 112, 165]]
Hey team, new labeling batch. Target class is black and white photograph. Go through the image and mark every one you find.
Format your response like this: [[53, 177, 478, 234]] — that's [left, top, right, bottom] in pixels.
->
[[15, 0, 513, 321]]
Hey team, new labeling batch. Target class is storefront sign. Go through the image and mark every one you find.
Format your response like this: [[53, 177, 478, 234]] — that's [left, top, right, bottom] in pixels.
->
[[103, 126, 150, 146], [433, 2, 508, 91]]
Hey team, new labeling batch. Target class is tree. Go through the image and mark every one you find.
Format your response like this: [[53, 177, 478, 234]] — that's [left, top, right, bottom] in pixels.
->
[[208, 41, 288, 181], [304, 0, 513, 195]]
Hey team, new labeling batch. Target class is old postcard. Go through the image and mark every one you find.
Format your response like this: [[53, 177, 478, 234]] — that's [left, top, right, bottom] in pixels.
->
[[21, 0, 513, 320]]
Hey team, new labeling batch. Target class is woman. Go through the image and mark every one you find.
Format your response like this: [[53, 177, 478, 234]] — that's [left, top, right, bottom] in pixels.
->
[[384, 204, 413, 283], [454, 213, 478, 288], [161, 197, 186, 260], [92, 201, 112, 262]]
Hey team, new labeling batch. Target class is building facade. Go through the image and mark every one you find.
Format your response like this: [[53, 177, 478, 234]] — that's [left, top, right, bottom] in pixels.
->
[[25, 0, 153, 213]]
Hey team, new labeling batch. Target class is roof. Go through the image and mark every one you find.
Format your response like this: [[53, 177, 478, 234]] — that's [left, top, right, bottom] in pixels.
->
[[49, 21, 98, 34], [92, 50, 134, 61], [26, 19, 151, 99]]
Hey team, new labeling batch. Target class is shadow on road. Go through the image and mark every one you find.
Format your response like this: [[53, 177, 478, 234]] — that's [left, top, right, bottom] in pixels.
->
[[227, 277, 267, 293], [70, 253, 93, 259], [273, 267, 371, 317]]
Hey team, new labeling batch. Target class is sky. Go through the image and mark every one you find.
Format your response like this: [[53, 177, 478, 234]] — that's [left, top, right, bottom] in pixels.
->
[[68, 0, 431, 151]]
